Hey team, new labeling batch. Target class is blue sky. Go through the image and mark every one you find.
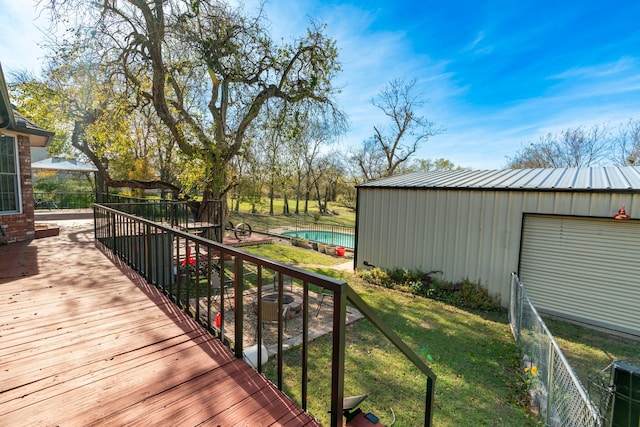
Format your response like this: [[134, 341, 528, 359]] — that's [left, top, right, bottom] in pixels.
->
[[2, 0, 640, 169]]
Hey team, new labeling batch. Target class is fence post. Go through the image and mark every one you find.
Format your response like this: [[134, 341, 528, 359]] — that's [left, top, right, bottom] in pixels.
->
[[511, 273, 524, 345], [546, 341, 555, 426]]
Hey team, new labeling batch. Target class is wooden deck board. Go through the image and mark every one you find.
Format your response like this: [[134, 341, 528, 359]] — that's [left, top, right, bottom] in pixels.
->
[[9, 335, 232, 425], [0, 219, 321, 426], [0, 325, 210, 400]]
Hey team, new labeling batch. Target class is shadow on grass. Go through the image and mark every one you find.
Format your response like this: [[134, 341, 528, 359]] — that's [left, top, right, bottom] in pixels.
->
[[263, 278, 538, 427]]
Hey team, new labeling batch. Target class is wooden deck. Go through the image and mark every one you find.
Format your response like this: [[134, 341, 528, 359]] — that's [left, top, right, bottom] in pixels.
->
[[0, 217, 320, 426]]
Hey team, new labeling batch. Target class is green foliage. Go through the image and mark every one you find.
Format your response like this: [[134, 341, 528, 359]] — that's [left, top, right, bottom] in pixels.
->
[[230, 199, 356, 227], [356, 267, 393, 288], [265, 269, 536, 426], [358, 268, 503, 311], [8, 74, 71, 155], [33, 171, 94, 193], [241, 242, 345, 267], [435, 278, 503, 311]]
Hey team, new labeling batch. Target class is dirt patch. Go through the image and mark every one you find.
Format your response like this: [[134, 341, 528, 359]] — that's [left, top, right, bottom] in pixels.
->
[[193, 284, 362, 355]]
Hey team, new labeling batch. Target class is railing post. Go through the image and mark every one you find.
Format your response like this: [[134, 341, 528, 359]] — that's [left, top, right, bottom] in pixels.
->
[[329, 285, 346, 427], [256, 265, 264, 374], [302, 282, 309, 411], [277, 271, 284, 389], [234, 258, 244, 359], [110, 211, 116, 252], [425, 376, 435, 427], [93, 207, 98, 239], [145, 223, 152, 281]]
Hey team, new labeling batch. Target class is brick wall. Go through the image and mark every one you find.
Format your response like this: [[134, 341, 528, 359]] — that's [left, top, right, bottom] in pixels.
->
[[1, 135, 35, 243]]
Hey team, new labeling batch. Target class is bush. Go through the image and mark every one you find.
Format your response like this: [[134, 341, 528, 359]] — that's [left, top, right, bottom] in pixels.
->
[[358, 268, 503, 312], [356, 267, 394, 288]]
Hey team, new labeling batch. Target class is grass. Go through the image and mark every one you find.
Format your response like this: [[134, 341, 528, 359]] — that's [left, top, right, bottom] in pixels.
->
[[238, 242, 640, 425], [241, 242, 347, 267], [230, 199, 357, 228], [245, 242, 539, 426], [541, 316, 639, 387]]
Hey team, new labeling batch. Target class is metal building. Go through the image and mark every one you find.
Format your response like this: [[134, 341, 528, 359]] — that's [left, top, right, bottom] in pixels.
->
[[355, 167, 640, 336]]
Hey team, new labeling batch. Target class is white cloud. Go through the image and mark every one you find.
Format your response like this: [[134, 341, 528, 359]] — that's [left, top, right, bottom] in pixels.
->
[[550, 57, 638, 80], [3, 0, 640, 172], [0, 0, 50, 75]]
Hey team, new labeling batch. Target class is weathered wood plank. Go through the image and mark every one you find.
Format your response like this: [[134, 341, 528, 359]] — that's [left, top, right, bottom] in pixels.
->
[[2, 334, 234, 424], [0, 319, 200, 396], [0, 219, 320, 426]]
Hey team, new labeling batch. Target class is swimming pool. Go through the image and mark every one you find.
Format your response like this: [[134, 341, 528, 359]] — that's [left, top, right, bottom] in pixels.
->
[[282, 230, 354, 249]]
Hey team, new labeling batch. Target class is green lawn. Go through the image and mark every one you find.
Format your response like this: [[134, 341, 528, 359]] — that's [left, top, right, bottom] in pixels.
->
[[542, 316, 639, 389], [240, 242, 639, 426], [242, 243, 539, 426], [230, 199, 356, 228]]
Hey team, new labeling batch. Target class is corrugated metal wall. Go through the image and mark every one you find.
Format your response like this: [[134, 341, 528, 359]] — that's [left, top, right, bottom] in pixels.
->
[[519, 215, 640, 336], [356, 188, 640, 306]]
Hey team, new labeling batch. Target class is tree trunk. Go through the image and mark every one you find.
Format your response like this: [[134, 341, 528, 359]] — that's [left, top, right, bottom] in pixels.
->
[[269, 183, 275, 215]]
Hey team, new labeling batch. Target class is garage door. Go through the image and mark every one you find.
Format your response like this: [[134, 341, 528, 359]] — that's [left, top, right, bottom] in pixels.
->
[[519, 214, 640, 336]]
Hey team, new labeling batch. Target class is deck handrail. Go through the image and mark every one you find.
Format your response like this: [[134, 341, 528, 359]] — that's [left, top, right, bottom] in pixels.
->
[[93, 203, 435, 426]]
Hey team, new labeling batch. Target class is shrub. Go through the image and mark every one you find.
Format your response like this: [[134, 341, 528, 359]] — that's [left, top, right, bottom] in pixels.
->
[[358, 268, 503, 312], [456, 278, 502, 311], [356, 267, 394, 288], [386, 268, 423, 284]]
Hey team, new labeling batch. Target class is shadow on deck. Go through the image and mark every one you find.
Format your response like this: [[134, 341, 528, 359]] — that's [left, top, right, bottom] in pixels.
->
[[0, 215, 320, 425]]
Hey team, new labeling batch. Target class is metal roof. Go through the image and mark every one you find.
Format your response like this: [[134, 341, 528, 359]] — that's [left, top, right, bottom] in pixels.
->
[[357, 167, 640, 192], [31, 157, 98, 173]]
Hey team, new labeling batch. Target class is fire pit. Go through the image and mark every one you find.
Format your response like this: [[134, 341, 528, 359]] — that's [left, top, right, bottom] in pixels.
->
[[252, 292, 303, 319]]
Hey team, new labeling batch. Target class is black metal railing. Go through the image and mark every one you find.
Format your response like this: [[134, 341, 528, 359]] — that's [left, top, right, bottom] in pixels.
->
[[93, 203, 436, 426], [228, 211, 355, 249], [100, 194, 223, 242], [34, 191, 95, 209]]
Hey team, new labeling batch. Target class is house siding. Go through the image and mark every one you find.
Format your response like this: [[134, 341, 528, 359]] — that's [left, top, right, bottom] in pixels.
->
[[1, 135, 35, 243], [355, 187, 640, 306]]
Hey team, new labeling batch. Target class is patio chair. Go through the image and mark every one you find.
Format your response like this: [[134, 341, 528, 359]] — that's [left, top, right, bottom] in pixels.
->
[[210, 266, 233, 308], [315, 292, 333, 316], [256, 300, 288, 339]]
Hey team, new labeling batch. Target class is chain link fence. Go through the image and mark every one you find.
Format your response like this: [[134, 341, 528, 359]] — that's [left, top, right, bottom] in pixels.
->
[[509, 273, 602, 426]]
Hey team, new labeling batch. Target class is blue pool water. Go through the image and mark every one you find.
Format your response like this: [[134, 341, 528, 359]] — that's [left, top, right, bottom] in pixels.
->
[[282, 230, 354, 249]]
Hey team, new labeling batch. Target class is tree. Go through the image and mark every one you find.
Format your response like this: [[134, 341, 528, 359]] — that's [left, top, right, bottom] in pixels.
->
[[293, 109, 343, 214], [8, 70, 71, 156], [612, 119, 640, 166], [404, 157, 465, 173], [351, 77, 443, 180], [350, 137, 386, 182], [507, 124, 611, 168], [309, 154, 344, 214], [11, 43, 183, 196], [44, 0, 343, 221]]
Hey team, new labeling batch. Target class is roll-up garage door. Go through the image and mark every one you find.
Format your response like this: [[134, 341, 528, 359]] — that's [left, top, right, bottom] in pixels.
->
[[519, 214, 640, 336]]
